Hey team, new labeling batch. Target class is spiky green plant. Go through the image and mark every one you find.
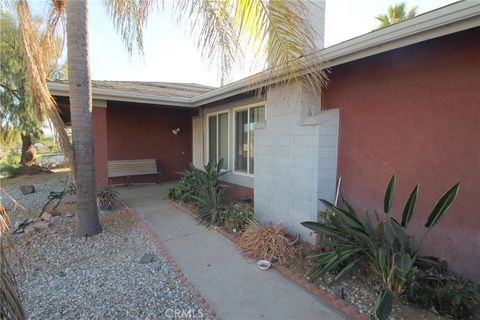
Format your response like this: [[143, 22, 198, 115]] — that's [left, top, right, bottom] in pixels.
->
[[302, 175, 460, 319], [175, 159, 228, 226]]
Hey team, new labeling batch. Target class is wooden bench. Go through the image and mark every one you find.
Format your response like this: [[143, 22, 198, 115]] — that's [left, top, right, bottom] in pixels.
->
[[108, 159, 161, 185]]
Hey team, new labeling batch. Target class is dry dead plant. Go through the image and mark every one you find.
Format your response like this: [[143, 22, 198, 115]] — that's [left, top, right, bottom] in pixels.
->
[[0, 204, 26, 320], [238, 220, 296, 265]]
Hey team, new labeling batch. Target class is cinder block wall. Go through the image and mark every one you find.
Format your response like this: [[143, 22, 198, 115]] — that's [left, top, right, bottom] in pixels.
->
[[254, 86, 339, 241]]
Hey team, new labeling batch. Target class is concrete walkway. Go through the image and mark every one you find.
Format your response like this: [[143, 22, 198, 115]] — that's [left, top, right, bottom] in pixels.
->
[[118, 184, 346, 320]]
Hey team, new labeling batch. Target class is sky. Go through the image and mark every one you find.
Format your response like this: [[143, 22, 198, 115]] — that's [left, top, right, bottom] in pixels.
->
[[29, 0, 459, 87]]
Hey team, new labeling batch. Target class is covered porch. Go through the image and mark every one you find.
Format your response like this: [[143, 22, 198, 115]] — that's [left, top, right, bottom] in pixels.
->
[[50, 80, 211, 187]]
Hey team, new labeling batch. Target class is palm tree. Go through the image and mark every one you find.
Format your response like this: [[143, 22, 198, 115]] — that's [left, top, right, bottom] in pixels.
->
[[375, 2, 418, 29], [64, 0, 102, 235], [16, 0, 327, 236]]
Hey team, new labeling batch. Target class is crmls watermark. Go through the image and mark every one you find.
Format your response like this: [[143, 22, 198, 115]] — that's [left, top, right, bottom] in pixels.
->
[[165, 308, 205, 319]]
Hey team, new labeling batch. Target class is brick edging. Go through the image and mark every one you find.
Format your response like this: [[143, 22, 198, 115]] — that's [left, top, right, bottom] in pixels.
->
[[124, 204, 219, 320], [168, 199, 368, 320]]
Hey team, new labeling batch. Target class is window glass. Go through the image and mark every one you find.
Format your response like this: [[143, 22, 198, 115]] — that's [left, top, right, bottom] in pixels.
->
[[208, 116, 217, 164], [235, 110, 248, 172], [249, 106, 265, 174], [218, 113, 228, 169]]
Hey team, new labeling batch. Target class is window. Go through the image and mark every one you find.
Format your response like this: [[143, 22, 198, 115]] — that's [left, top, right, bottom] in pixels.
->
[[207, 112, 228, 169], [235, 105, 265, 174]]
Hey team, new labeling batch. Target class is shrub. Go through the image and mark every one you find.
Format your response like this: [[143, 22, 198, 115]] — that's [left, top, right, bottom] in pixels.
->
[[170, 160, 227, 225], [96, 187, 119, 210], [238, 220, 296, 264], [302, 175, 460, 320], [406, 258, 480, 319], [168, 176, 195, 202], [0, 149, 21, 178], [223, 202, 254, 232], [191, 183, 224, 225]]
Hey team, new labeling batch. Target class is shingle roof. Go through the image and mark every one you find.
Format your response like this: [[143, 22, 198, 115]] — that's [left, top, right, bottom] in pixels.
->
[[51, 80, 215, 98]]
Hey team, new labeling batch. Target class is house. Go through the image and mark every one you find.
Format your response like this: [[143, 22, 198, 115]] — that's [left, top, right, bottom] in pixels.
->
[[48, 2, 480, 281]]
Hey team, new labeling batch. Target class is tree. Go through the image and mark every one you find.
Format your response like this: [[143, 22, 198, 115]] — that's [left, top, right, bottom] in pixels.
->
[[16, 0, 327, 236], [1, 12, 41, 166], [1, 8, 68, 170], [65, 0, 102, 235], [375, 2, 417, 29]]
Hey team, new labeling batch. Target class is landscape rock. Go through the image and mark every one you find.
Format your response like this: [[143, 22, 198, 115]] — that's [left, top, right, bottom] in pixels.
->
[[61, 193, 77, 204], [32, 221, 50, 230], [139, 253, 154, 264], [20, 185, 35, 195], [41, 212, 52, 221], [24, 225, 36, 235], [51, 210, 62, 217]]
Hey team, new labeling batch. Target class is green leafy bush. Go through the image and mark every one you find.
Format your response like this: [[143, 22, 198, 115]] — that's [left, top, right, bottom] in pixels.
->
[[407, 258, 480, 319], [170, 160, 227, 225], [168, 177, 195, 202], [302, 175, 460, 320], [223, 202, 254, 232], [0, 149, 21, 177]]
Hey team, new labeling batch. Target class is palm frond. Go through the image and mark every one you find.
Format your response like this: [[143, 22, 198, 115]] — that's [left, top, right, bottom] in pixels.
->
[[375, 14, 390, 28], [376, 2, 417, 29], [230, 0, 328, 92], [407, 6, 418, 19], [170, 0, 240, 85], [0, 204, 26, 320], [103, 0, 158, 55]]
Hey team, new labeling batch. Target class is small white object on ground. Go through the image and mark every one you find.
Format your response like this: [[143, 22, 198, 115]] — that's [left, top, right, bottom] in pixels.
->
[[256, 260, 271, 270]]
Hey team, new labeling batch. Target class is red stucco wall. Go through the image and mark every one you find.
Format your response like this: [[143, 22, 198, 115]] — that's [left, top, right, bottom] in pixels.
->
[[221, 182, 254, 202], [322, 28, 480, 280], [92, 107, 108, 187], [106, 103, 193, 183]]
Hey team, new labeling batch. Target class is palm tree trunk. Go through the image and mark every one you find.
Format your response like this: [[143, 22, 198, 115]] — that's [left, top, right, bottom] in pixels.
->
[[20, 133, 36, 166], [66, 0, 102, 236]]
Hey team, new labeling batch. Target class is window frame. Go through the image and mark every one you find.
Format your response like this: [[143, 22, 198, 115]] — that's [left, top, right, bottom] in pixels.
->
[[206, 110, 230, 170], [233, 102, 266, 177]]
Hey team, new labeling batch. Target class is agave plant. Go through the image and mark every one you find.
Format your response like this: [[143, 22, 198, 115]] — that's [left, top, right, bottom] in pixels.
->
[[302, 175, 460, 319], [177, 159, 228, 225]]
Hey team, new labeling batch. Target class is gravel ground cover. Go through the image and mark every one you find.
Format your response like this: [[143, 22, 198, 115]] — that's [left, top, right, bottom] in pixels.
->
[[3, 173, 209, 320], [1, 170, 69, 217]]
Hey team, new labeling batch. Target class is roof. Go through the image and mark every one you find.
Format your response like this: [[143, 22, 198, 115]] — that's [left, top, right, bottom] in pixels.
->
[[49, 80, 214, 105], [48, 1, 480, 108]]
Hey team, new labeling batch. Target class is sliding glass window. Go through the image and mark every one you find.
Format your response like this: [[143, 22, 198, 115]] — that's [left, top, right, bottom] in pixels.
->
[[207, 112, 228, 170], [235, 105, 265, 174]]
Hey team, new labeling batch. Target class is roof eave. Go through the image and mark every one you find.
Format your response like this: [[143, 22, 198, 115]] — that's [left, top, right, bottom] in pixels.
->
[[48, 2, 480, 108], [191, 1, 480, 106], [48, 82, 194, 107]]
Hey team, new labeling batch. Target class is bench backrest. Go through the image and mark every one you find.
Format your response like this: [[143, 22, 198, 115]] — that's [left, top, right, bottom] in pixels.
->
[[108, 159, 158, 178]]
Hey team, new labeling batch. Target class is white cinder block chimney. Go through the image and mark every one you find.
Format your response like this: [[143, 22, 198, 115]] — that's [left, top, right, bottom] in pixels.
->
[[304, 0, 326, 50]]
